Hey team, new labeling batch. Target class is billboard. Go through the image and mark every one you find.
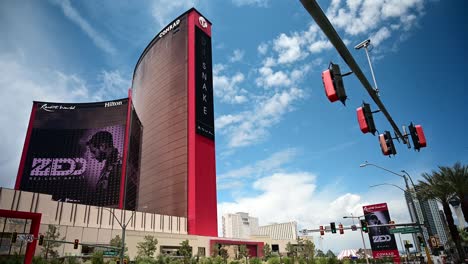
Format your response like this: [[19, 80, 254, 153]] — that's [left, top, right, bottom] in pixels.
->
[[363, 203, 400, 261], [16, 99, 140, 209]]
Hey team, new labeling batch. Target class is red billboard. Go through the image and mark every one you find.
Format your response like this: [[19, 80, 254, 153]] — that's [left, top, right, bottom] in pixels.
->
[[363, 203, 400, 262]]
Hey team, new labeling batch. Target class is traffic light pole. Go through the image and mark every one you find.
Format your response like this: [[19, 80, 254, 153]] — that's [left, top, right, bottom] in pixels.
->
[[299, 0, 408, 144]]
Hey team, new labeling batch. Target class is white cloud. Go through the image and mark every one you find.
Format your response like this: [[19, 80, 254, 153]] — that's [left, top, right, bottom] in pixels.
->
[[273, 33, 307, 64], [231, 0, 269, 7], [229, 49, 245, 63], [326, 0, 425, 36], [220, 87, 304, 148], [308, 40, 333, 53], [51, 0, 116, 55], [94, 70, 130, 100], [257, 42, 268, 55], [371, 27, 392, 46], [213, 70, 248, 104], [150, 0, 192, 28], [218, 148, 298, 180], [256, 66, 291, 88], [216, 114, 244, 130]]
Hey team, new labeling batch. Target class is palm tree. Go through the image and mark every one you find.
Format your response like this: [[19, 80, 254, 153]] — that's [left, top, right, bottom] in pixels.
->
[[439, 162, 468, 223], [418, 170, 465, 261]]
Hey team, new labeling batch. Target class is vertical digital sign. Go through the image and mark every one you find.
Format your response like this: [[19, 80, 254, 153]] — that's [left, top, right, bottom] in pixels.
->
[[195, 26, 214, 140], [363, 203, 400, 262]]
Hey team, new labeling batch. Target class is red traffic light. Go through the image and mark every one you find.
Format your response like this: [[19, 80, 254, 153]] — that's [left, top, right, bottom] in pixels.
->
[[338, 224, 344, 234], [379, 131, 397, 156], [357, 102, 377, 135], [319, 225, 324, 236], [74, 239, 79, 249], [322, 63, 347, 105], [408, 123, 427, 151]]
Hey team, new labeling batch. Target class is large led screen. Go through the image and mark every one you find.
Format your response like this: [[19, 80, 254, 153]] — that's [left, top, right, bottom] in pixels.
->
[[19, 99, 129, 207]]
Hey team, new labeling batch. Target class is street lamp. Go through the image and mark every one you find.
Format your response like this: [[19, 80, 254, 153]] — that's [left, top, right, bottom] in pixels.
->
[[104, 207, 140, 264], [355, 39, 379, 95], [343, 214, 370, 264], [360, 161, 433, 264]]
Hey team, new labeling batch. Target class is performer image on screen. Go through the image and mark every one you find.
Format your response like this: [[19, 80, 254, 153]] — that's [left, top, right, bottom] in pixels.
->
[[86, 131, 121, 206]]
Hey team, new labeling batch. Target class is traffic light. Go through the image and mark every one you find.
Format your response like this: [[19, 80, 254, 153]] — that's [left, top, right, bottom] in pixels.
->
[[360, 220, 368, 233], [330, 222, 337, 234], [11, 232, 17, 243], [38, 235, 44, 246], [417, 236, 424, 247], [379, 131, 397, 156], [322, 63, 347, 105], [74, 239, 79, 249], [356, 102, 377, 135], [319, 225, 324, 236], [338, 223, 344, 234], [408, 123, 427, 151]]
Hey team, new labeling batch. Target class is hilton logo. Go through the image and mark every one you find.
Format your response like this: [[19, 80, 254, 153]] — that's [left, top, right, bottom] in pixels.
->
[[104, 101, 123, 107]]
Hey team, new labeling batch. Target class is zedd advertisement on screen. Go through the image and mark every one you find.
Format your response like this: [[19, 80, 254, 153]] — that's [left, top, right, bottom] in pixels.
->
[[363, 203, 400, 262], [17, 99, 130, 208]]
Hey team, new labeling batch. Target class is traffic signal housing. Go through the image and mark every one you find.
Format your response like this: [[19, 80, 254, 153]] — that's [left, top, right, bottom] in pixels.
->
[[38, 235, 44, 246], [322, 63, 347, 105], [319, 225, 324, 236], [330, 222, 337, 234], [74, 239, 79, 249], [379, 131, 397, 156], [339, 223, 344, 234], [357, 102, 377, 135], [11, 232, 17, 243], [408, 123, 427, 151], [360, 220, 368, 233]]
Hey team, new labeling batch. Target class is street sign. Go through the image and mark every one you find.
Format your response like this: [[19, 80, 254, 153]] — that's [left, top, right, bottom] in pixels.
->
[[389, 227, 419, 234], [17, 234, 34, 243], [103, 251, 118, 256]]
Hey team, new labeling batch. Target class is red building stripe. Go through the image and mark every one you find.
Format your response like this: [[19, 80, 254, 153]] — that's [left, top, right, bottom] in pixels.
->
[[15, 103, 37, 190]]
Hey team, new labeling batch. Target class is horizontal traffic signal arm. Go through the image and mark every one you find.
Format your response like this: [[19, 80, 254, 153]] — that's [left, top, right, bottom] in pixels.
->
[[300, 0, 408, 145]]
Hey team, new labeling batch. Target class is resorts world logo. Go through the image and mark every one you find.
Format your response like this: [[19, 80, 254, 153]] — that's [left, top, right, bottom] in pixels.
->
[[198, 16, 207, 28], [40, 104, 76, 112]]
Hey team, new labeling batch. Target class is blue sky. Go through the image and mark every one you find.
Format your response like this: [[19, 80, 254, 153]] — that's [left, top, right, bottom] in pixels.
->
[[1, 0, 467, 253]]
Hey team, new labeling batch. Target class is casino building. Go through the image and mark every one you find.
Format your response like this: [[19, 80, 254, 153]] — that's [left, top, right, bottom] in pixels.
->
[[2, 9, 297, 262]]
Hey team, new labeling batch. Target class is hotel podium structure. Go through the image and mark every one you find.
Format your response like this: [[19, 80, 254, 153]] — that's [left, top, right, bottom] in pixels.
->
[[132, 8, 217, 237]]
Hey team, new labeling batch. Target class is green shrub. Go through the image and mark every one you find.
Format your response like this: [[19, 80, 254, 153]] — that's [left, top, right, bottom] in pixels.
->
[[91, 251, 104, 264], [32, 256, 48, 264], [267, 257, 280, 264], [65, 256, 79, 264], [282, 257, 291, 264], [249, 258, 262, 264]]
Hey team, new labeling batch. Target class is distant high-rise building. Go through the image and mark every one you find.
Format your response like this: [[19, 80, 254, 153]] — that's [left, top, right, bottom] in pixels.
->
[[257, 222, 298, 240], [405, 190, 449, 252], [223, 212, 259, 239], [222, 212, 298, 241]]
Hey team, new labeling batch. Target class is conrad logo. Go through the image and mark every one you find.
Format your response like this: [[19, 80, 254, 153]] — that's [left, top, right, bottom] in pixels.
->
[[159, 19, 180, 38], [198, 16, 207, 28]]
